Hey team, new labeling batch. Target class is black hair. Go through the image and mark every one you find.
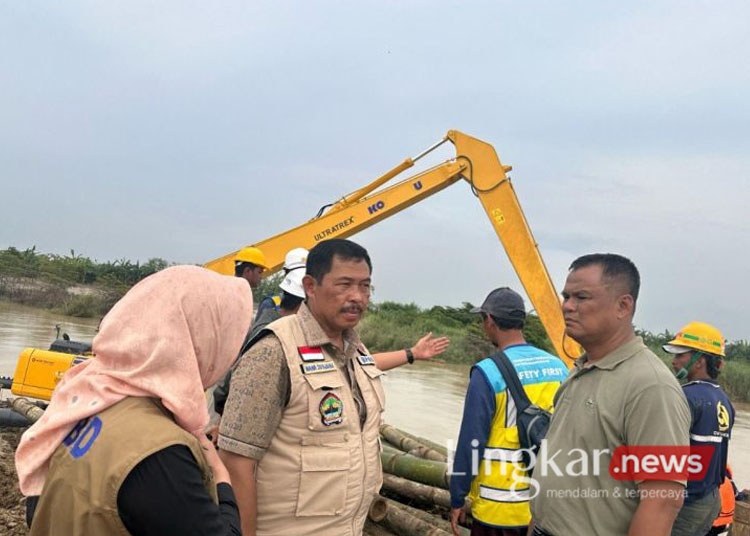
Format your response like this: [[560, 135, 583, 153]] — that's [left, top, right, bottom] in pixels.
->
[[306, 239, 372, 283], [481, 312, 525, 331], [704, 354, 721, 379], [234, 262, 259, 278], [280, 291, 304, 312], [569, 253, 641, 304]]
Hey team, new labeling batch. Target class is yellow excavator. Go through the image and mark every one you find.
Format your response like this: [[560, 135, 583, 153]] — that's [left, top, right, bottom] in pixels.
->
[[6, 130, 580, 402]]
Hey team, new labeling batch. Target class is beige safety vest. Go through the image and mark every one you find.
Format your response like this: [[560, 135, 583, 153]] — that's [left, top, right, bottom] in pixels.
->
[[256, 313, 385, 536], [29, 397, 217, 536]]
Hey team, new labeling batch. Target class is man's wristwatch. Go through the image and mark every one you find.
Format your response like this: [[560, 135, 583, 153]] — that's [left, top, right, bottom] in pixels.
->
[[405, 348, 415, 364]]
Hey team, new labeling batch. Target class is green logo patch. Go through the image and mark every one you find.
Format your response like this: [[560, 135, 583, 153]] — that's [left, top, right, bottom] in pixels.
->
[[319, 392, 343, 426]]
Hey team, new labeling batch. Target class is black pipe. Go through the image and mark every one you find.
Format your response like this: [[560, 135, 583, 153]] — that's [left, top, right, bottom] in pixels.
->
[[0, 408, 31, 427]]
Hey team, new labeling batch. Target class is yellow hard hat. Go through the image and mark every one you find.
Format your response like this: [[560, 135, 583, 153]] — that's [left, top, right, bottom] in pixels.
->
[[235, 247, 268, 270], [664, 321, 725, 357]]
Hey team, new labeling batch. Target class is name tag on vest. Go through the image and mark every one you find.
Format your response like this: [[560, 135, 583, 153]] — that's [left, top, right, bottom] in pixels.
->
[[301, 361, 337, 375], [357, 354, 375, 366], [298, 346, 325, 362]]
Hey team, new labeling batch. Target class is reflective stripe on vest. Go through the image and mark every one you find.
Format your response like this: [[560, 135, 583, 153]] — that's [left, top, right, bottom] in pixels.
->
[[479, 485, 531, 503], [690, 433, 724, 443]]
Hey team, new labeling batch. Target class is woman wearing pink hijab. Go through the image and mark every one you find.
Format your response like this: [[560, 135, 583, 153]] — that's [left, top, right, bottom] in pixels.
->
[[16, 265, 253, 536]]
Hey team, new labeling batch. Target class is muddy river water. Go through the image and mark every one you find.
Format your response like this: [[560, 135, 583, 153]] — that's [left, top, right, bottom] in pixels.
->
[[1, 299, 748, 490]]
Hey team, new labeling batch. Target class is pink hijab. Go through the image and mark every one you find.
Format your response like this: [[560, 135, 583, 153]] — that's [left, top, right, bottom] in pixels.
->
[[15, 265, 253, 496]]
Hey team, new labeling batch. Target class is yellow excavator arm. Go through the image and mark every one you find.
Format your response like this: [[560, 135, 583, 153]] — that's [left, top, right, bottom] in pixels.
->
[[205, 130, 580, 364]]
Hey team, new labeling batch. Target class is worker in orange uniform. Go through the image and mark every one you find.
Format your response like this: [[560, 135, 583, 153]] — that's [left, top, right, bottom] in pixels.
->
[[706, 465, 737, 536], [663, 322, 735, 536]]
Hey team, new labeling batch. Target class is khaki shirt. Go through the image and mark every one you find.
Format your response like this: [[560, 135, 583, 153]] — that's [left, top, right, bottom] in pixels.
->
[[531, 336, 690, 536], [218, 303, 367, 460]]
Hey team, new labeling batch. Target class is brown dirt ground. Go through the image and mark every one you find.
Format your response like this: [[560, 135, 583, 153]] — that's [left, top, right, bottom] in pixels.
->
[[0, 426, 28, 536]]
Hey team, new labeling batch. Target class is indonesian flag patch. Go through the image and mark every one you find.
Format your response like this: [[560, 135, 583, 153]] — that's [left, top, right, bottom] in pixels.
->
[[298, 346, 325, 362]]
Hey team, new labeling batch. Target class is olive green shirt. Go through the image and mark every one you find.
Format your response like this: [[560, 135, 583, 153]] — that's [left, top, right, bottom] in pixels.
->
[[531, 336, 690, 536], [218, 303, 367, 460]]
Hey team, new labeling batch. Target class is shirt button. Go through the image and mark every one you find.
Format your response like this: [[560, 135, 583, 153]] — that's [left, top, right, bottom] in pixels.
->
[[308, 424, 314, 430], [344, 433, 349, 441]]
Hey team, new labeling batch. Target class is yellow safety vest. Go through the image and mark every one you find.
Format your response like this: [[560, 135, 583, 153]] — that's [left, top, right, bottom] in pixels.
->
[[468, 347, 567, 528]]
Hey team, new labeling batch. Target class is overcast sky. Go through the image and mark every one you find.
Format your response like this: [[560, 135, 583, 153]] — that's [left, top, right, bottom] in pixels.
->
[[1, 1, 748, 340]]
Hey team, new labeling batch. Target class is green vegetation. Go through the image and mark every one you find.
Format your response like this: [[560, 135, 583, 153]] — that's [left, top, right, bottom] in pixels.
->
[[254, 272, 284, 304], [0, 246, 169, 317], [359, 301, 553, 365]]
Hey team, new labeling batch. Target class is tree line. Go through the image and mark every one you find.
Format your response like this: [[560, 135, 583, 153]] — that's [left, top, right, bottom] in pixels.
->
[[0, 246, 169, 288]]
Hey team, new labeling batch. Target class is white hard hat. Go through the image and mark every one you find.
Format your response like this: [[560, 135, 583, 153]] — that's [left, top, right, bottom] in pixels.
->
[[279, 268, 305, 298], [284, 248, 308, 272]]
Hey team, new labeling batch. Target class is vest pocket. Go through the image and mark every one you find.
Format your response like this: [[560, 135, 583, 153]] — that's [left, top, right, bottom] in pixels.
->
[[296, 446, 350, 517], [360, 366, 386, 412]]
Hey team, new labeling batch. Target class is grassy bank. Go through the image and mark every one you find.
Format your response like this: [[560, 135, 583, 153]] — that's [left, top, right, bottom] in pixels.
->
[[0, 247, 168, 317], [358, 301, 553, 365]]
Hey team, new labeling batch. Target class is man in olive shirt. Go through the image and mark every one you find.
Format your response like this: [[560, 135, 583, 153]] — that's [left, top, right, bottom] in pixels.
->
[[530, 254, 690, 536]]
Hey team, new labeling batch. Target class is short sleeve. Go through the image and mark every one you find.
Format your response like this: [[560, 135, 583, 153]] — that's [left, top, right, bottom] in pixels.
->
[[217, 335, 289, 459]]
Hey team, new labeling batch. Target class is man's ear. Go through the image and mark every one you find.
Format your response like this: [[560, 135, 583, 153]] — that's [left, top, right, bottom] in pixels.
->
[[302, 274, 316, 299], [616, 294, 635, 319]]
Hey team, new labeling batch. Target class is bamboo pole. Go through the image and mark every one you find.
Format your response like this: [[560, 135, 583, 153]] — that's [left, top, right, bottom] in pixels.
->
[[10, 397, 44, 423], [381, 424, 447, 462], [382, 473, 453, 509], [386, 498, 469, 536], [364, 519, 399, 536], [381, 449, 449, 489], [381, 424, 449, 457], [370, 497, 452, 536]]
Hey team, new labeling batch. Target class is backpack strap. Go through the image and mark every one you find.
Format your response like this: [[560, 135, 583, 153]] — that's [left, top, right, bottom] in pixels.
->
[[488, 351, 532, 413]]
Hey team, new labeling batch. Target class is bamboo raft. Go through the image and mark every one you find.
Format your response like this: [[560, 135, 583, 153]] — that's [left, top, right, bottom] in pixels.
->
[[367, 423, 469, 535]]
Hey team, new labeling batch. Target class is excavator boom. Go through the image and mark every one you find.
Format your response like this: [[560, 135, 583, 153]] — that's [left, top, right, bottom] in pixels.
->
[[206, 130, 579, 364]]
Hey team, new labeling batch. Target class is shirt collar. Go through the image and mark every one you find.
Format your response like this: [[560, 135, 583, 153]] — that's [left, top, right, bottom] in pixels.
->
[[296, 302, 362, 351], [575, 336, 645, 372], [502, 343, 530, 351], [684, 379, 720, 388]]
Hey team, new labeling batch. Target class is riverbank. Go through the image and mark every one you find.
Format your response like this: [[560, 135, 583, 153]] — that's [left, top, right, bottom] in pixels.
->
[[0, 275, 118, 318], [0, 247, 167, 318]]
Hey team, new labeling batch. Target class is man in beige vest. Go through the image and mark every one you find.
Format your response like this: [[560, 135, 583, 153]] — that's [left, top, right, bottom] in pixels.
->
[[219, 238, 383, 536]]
